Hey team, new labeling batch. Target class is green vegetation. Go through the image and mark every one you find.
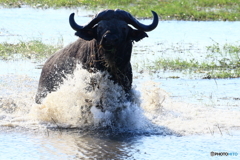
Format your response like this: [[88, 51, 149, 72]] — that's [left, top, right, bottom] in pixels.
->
[[147, 42, 240, 79], [0, 0, 239, 20], [1, 39, 239, 79], [1, 40, 239, 79], [0, 40, 62, 60]]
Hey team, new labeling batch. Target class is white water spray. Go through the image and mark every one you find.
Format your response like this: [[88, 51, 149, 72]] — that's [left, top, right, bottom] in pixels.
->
[[1, 65, 240, 135], [29, 65, 156, 132]]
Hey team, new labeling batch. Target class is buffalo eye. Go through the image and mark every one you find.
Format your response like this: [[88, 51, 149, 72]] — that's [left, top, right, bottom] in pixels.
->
[[97, 26, 103, 34], [122, 26, 128, 32], [97, 25, 103, 30]]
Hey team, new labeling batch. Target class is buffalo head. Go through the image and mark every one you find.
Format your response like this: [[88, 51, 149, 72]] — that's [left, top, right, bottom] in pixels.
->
[[69, 9, 158, 68], [70, 9, 158, 44]]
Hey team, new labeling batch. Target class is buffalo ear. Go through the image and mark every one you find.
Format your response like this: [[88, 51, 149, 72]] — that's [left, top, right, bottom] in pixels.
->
[[75, 27, 97, 41], [129, 28, 148, 42]]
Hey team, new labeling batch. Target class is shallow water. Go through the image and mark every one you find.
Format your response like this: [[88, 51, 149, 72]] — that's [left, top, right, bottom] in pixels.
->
[[1, 7, 240, 45], [1, 7, 240, 159], [1, 131, 239, 159]]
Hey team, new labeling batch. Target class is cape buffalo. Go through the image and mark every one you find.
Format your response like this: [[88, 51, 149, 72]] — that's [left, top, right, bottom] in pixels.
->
[[35, 9, 159, 104]]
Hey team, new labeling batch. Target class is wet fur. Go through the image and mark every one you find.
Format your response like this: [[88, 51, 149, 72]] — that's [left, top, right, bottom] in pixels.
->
[[35, 38, 133, 104]]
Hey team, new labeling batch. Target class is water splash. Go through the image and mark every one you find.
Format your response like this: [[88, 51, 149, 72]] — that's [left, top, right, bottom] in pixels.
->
[[139, 81, 240, 136], [0, 65, 240, 136], [28, 65, 163, 134]]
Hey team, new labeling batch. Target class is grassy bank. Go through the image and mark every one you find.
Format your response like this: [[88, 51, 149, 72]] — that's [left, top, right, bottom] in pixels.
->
[[0, 40, 62, 60], [146, 43, 240, 79], [0, 0, 239, 20], [1, 40, 239, 79]]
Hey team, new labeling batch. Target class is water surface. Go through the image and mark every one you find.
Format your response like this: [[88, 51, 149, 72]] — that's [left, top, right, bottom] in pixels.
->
[[1, 131, 239, 159], [0, 7, 240, 160]]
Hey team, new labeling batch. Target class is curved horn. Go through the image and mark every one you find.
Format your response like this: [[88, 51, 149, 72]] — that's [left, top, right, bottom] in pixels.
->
[[117, 10, 159, 32], [69, 10, 112, 31], [69, 13, 84, 31], [69, 10, 159, 32]]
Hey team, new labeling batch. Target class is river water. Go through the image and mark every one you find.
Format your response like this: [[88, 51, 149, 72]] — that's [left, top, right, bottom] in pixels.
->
[[1, 7, 240, 159]]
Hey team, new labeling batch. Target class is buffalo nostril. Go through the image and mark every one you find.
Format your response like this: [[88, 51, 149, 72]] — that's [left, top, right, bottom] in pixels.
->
[[113, 37, 118, 43], [103, 35, 118, 45]]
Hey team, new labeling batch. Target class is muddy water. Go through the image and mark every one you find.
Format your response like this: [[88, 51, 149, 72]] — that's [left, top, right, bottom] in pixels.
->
[[1, 7, 240, 159]]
